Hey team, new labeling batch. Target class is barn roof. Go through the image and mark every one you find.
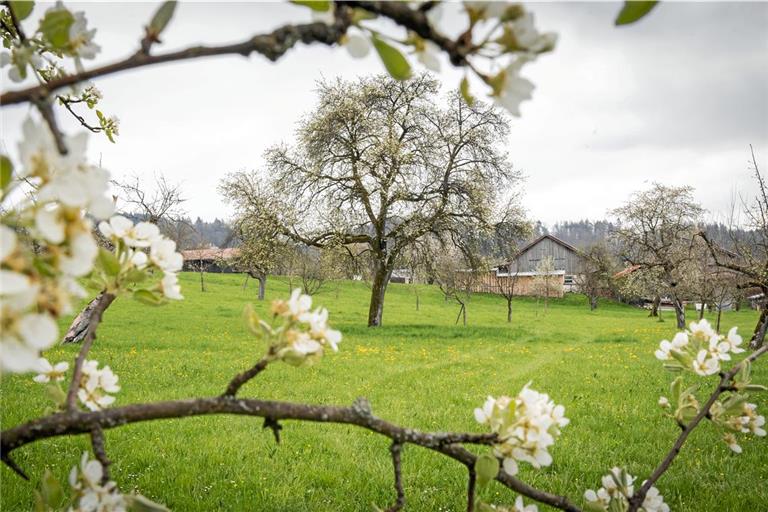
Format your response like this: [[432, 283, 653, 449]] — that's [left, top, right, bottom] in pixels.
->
[[496, 234, 580, 268], [181, 247, 240, 261]]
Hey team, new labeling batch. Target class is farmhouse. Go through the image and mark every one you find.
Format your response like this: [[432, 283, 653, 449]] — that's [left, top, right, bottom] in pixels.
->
[[181, 247, 240, 273], [475, 234, 584, 297]]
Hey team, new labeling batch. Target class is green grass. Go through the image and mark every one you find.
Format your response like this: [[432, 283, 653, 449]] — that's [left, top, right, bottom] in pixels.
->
[[1, 273, 766, 511]]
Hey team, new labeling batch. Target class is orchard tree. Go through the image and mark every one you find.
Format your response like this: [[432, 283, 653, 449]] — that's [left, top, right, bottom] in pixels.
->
[[576, 243, 618, 311], [430, 245, 483, 327], [700, 147, 768, 348], [610, 183, 704, 329], [491, 204, 531, 322], [230, 215, 288, 300], [230, 74, 523, 327]]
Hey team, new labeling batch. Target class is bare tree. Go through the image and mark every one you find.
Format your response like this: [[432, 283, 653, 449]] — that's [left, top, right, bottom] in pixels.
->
[[225, 75, 522, 327], [610, 183, 704, 328], [700, 146, 768, 348], [429, 245, 482, 327], [297, 248, 328, 296], [491, 205, 531, 323]]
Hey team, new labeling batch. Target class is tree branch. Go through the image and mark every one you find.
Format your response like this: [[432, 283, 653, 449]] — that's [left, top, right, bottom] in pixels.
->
[[385, 442, 405, 512], [0, 393, 582, 511], [628, 345, 768, 511], [1, 16, 352, 106], [89, 426, 111, 484], [466, 466, 476, 512], [222, 354, 272, 397], [64, 292, 116, 411]]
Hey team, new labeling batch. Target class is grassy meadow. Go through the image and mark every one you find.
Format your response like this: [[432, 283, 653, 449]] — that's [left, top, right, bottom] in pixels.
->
[[1, 272, 766, 511]]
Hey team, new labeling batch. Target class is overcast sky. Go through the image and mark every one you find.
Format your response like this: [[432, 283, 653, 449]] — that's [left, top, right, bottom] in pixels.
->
[[2, 1, 767, 226]]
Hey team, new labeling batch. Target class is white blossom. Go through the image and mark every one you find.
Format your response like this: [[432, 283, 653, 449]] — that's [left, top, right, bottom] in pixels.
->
[[59, 231, 99, 277], [723, 433, 742, 454], [0, 311, 58, 373], [0, 225, 17, 261], [99, 216, 159, 248], [303, 307, 342, 351], [658, 396, 670, 408], [33, 357, 69, 383], [160, 272, 183, 300], [416, 41, 441, 72], [77, 360, 120, 411], [492, 61, 535, 117], [150, 238, 183, 273], [692, 349, 720, 376], [68, 452, 127, 512], [585, 469, 669, 512], [345, 33, 371, 59], [69, 11, 101, 60], [278, 332, 324, 367], [474, 384, 568, 475], [724, 326, 745, 354]]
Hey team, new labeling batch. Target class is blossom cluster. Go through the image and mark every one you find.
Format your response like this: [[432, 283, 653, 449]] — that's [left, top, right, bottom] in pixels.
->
[[479, 496, 538, 512], [583, 467, 669, 512], [68, 452, 127, 512], [474, 384, 568, 476], [1, 118, 114, 374], [76, 359, 121, 411], [654, 319, 744, 376], [324, 1, 557, 116], [249, 289, 342, 366], [97, 214, 184, 300]]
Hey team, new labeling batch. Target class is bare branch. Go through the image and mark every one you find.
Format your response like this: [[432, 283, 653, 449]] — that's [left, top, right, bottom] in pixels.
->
[[222, 355, 272, 397], [65, 292, 116, 411], [89, 426, 112, 484], [385, 442, 405, 512]]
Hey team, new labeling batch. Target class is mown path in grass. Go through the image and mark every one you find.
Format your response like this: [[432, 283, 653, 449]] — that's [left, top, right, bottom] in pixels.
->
[[1, 273, 766, 511]]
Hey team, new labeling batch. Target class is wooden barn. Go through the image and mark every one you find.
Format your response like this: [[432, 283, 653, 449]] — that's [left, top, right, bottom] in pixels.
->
[[181, 247, 240, 273], [473, 234, 584, 297]]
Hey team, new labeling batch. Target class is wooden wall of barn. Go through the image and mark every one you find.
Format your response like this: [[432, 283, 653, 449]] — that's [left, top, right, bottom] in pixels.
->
[[471, 272, 565, 297], [507, 237, 582, 274]]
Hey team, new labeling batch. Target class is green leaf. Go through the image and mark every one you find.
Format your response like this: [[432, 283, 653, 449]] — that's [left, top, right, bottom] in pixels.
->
[[45, 383, 66, 407], [459, 77, 474, 106], [98, 247, 122, 277], [1, 154, 13, 191], [126, 493, 170, 512], [474, 453, 499, 488], [40, 468, 64, 508], [291, 0, 330, 12], [372, 35, 411, 81], [33, 490, 46, 512], [133, 289, 164, 306], [10, 1, 35, 21], [148, 1, 176, 37], [670, 376, 682, 401], [744, 384, 768, 392], [615, 1, 658, 26], [38, 7, 74, 49]]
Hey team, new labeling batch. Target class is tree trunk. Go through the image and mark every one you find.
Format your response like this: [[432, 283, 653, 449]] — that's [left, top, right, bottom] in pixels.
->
[[672, 295, 686, 329], [415, 289, 420, 311], [649, 295, 660, 317], [257, 274, 266, 301], [716, 305, 723, 334], [367, 260, 393, 327], [199, 262, 206, 292], [698, 298, 706, 320], [507, 297, 512, 323], [750, 301, 768, 349], [63, 291, 116, 344], [589, 295, 598, 311], [462, 303, 467, 326]]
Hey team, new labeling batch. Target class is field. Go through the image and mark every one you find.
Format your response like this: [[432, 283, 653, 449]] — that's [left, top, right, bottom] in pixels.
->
[[1, 273, 766, 511]]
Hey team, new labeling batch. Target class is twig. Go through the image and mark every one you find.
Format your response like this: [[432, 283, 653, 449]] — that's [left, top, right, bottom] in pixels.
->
[[89, 426, 111, 484], [466, 466, 476, 512], [385, 442, 405, 512], [627, 345, 768, 511], [64, 292, 117, 411], [222, 354, 272, 397], [0, 395, 580, 511], [2, 0, 27, 42], [58, 95, 102, 133]]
